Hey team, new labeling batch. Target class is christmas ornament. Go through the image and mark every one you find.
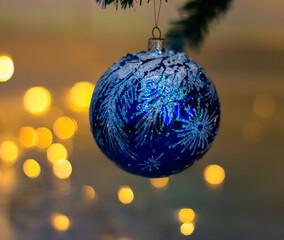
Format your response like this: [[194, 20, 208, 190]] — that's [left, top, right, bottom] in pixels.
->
[[91, 0, 220, 178], [89, 30, 220, 178]]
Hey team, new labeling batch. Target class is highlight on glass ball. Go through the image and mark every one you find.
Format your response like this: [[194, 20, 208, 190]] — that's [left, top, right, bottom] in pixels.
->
[[89, 50, 220, 178]]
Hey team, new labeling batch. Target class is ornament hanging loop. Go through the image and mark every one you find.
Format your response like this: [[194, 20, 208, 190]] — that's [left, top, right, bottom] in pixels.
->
[[148, 27, 165, 52], [152, 26, 162, 39]]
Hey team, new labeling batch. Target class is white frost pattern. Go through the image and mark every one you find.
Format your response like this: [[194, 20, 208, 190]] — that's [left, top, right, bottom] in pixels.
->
[[173, 104, 217, 154], [92, 60, 141, 159], [133, 54, 205, 146], [140, 153, 164, 171], [91, 50, 219, 163], [206, 81, 218, 101], [135, 73, 185, 146]]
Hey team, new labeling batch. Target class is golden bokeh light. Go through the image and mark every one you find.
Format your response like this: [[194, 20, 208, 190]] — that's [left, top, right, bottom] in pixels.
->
[[51, 213, 70, 232], [53, 116, 76, 140], [0, 141, 18, 163], [0, 56, 14, 82], [19, 126, 37, 148], [203, 164, 225, 185], [253, 93, 276, 118], [81, 185, 96, 201], [180, 223, 194, 236], [69, 81, 95, 111], [118, 186, 134, 204], [23, 87, 51, 114], [53, 159, 72, 179], [242, 121, 263, 144], [150, 177, 169, 188], [23, 159, 41, 179], [178, 208, 195, 223], [35, 127, 53, 149], [47, 143, 68, 164]]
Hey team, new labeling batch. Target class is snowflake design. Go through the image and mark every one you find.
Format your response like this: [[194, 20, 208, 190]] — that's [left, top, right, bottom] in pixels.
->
[[140, 153, 164, 171], [173, 105, 217, 154]]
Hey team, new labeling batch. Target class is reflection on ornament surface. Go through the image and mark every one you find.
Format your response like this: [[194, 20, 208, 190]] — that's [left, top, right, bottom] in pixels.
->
[[90, 50, 220, 177]]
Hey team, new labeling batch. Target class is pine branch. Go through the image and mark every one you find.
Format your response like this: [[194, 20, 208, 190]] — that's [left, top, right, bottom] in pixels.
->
[[95, 0, 168, 9], [95, 0, 232, 51], [166, 0, 233, 51]]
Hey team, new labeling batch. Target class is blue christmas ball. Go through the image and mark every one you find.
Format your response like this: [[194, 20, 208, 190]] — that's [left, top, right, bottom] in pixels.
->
[[89, 50, 220, 178]]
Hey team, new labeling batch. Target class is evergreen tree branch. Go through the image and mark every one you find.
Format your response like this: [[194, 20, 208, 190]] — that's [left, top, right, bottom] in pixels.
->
[[95, 0, 232, 51], [96, 0, 168, 9], [166, 0, 233, 51]]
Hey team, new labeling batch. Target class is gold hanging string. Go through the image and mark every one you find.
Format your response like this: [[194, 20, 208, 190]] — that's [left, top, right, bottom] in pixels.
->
[[153, 0, 163, 28]]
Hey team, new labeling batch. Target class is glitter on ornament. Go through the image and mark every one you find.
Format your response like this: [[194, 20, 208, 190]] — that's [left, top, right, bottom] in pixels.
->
[[89, 50, 220, 178], [173, 103, 217, 154]]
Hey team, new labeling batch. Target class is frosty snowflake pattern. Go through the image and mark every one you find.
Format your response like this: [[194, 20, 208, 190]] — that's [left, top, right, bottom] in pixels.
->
[[173, 103, 217, 154], [89, 50, 220, 177], [139, 153, 164, 172]]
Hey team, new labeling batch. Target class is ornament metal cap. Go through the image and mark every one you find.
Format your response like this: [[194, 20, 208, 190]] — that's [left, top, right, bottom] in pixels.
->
[[148, 27, 165, 52]]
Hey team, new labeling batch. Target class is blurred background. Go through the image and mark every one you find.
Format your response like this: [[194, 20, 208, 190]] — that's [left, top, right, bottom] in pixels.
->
[[0, 0, 283, 239]]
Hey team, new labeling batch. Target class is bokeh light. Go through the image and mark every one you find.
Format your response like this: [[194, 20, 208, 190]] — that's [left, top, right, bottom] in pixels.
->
[[19, 126, 37, 148], [53, 116, 76, 140], [180, 223, 194, 236], [0, 56, 14, 82], [23, 87, 51, 114], [178, 208, 195, 223], [118, 186, 134, 204], [53, 159, 72, 179], [23, 159, 41, 179], [0, 141, 18, 163], [150, 177, 169, 188], [51, 213, 70, 232], [35, 127, 53, 149], [242, 121, 264, 144], [253, 93, 276, 118], [203, 164, 225, 185], [69, 81, 95, 111], [81, 185, 96, 201], [47, 143, 68, 164]]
